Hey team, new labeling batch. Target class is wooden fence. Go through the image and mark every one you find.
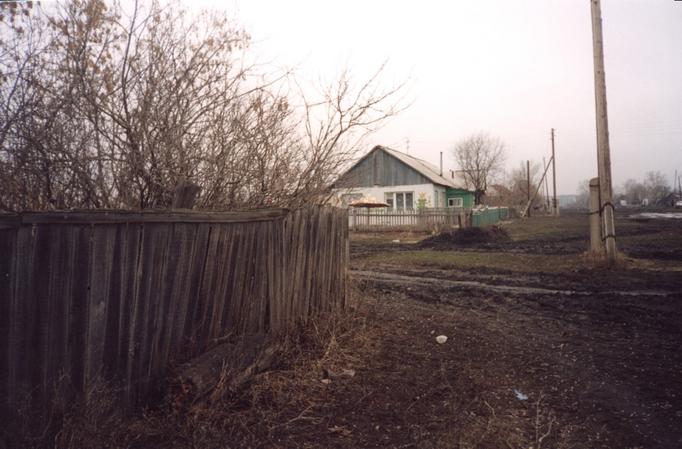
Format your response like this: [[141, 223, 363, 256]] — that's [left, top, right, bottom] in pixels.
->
[[0, 206, 348, 415], [349, 207, 468, 231], [471, 207, 510, 226], [348, 207, 510, 231]]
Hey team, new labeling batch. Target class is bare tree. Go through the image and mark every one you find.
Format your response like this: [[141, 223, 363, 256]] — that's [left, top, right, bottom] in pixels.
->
[[0, 0, 405, 212], [621, 178, 647, 205], [575, 179, 590, 209], [618, 173, 669, 206], [505, 160, 545, 209], [452, 132, 506, 205], [643, 170, 670, 205]]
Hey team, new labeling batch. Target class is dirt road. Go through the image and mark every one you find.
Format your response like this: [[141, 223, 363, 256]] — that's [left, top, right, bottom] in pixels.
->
[[338, 210, 682, 449]]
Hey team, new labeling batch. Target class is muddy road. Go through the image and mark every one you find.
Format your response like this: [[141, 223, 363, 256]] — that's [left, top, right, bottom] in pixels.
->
[[346, 210, 682, 448]]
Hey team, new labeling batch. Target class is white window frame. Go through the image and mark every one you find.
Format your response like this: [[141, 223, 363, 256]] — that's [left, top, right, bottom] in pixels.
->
[[385, 191, 414, 210], [448, 197, 463, 208]]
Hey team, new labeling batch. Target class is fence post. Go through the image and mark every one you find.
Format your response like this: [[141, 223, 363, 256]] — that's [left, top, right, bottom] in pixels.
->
[[172, 181, 201, 209]]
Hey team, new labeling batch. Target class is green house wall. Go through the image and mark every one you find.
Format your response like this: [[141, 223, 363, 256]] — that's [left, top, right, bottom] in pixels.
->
[[446, 188, 474, 208]]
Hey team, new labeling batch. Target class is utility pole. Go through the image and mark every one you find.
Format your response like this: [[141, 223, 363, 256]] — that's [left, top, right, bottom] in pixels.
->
[[526, 160, 531, 216], [551, 128, 558, 216], [543, 157, 551, 211], [522, 157, 553, 218], [591, 0, 617, 264]]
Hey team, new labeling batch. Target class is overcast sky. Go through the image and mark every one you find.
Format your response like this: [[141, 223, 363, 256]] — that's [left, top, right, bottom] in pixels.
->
[[192, 0, 682, 195]]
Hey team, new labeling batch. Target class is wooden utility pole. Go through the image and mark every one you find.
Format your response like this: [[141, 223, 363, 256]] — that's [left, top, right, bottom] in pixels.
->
[[551, 128, 558, 216], [591, 0, 617, 264], [522, 157, 553, 218], [526, 160, 531, 216], [543, 157, 551, 211]]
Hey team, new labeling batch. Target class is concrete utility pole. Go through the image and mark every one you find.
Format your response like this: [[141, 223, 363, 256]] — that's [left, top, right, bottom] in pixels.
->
[[591, 0, 617, 264], [551, 128, 558, 216], [589, 178, 602, 253]]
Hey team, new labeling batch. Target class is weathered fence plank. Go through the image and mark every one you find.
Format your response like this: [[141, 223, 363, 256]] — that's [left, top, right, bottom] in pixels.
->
[[0, 228, 16, 406], [1, 206, 347, 418]]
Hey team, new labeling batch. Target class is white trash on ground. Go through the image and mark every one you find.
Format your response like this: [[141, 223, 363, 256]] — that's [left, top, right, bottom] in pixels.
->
[[514, 389, 529, 400], [436, 335, 448, 344]]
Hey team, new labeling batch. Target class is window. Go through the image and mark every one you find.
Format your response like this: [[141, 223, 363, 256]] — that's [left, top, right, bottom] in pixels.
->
[[405, 192, 413, 209], [385, 192, 414, 210], [384, 193, 394, 208], [448, 197, 463, 208]]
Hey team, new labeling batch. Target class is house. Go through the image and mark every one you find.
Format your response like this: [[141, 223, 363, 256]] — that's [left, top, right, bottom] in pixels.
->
[[659, 192, 682, 207], [333, 145, 474, 209], [483, 184, 513, 207]]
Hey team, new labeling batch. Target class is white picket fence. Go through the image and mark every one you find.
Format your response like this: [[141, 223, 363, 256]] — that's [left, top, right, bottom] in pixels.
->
[[348, 207, 469, 231]]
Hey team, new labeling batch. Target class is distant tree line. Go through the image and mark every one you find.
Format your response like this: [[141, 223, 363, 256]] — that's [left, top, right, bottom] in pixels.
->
[[617, 171, 672, 206], [0, 0, 404, 211], [574, 170, 673, 208]]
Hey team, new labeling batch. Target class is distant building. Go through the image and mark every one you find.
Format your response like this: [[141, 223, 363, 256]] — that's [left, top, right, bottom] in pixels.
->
[[333, 145, 474, 209], [659, 192, 682, 207], [483, 184, 513, 207]]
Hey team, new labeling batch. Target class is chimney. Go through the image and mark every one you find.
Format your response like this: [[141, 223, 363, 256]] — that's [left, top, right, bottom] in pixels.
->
[[439, 152, 443, 176]]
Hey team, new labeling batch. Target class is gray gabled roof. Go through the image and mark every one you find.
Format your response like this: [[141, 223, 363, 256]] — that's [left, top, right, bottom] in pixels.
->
[[377, 146, 467, 189]]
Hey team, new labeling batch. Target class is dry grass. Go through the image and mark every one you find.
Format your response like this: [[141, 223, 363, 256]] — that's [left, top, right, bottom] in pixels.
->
[[355, 250, 585, 274], [26, 283, 573, 449], [34, 285, 376, 449]]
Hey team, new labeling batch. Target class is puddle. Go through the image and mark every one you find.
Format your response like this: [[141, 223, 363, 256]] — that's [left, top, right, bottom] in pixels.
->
[[631, 213, 682, 219]]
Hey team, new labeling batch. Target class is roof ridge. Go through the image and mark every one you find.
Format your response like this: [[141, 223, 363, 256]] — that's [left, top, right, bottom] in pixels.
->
[[380, 145, 435, 167], [378, 145, 463, 188]]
